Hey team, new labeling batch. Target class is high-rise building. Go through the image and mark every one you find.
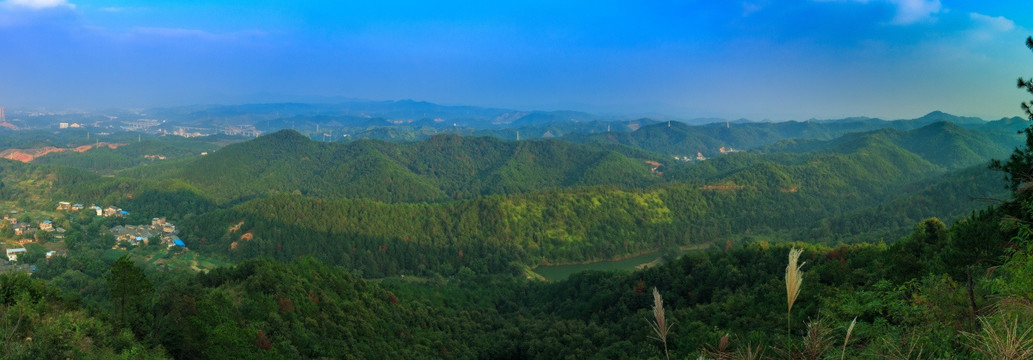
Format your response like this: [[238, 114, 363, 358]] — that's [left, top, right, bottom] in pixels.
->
[[1, 107, 5, 123]]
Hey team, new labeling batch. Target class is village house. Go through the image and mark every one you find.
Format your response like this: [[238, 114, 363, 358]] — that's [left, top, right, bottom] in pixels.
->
[[71, 203, 84, 211], [99, 206, 129, 217], [6, 248, 26, 262], [39, 220, 53, 232], [12, 222, 33, 236], [0, 257, 33, 275], [56, 202, 72, 210], [110, 218, 182, 248], [109, 225, 157, 245]]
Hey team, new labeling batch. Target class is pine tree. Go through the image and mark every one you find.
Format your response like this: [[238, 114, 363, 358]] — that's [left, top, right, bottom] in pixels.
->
[[106, 254, 153, 327]]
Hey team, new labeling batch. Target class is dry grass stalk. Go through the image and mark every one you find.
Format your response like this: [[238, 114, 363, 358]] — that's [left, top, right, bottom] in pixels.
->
[[648, 287, 674, 360], [739, 343, 764, 360], [962, 315, 1033, 360], [700, 335, 764, 360], [701, 333, 733, 360], [785, 247, 806, 355], [770, 320, 832, 360], [841, 317, 856, 360], [875, 330, 925, 360], [799, 319, 834, 360]]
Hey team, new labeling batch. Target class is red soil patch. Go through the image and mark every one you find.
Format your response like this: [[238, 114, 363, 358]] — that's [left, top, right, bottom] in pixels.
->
[[0, 142, 127, 163]]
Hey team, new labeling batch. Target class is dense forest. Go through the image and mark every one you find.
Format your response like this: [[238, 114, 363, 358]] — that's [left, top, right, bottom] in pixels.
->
[[0, 106, 1029, 359]]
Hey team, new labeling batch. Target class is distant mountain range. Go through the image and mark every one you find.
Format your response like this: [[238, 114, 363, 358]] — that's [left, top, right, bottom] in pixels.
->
[[5, 101, 1026, 149]]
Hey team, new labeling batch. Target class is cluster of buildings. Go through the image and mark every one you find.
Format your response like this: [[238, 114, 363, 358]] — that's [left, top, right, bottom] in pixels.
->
[[56, 202, 84, 211], [4, 215, 66, 239], [671, 152, 709, 162], [109, 217, 185, 249], [1, 201, 186, 271], [671, 149, 745, 163], [3, 247, 59, 262], [57, 201, 129, 217], [0, 255, 34, 274]]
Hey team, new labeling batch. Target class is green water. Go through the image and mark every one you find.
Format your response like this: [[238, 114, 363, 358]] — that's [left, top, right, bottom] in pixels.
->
[[532, 251, 663, 281]]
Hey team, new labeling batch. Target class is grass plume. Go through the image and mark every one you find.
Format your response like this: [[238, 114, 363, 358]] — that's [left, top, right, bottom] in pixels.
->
[[648, 287, 673, 360], [841, 317, 856, 360], [785, 247, 805, 355]]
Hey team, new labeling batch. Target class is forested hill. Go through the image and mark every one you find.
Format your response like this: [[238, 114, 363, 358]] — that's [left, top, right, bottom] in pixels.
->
[[169, 122, 1009, 276], [564, 111, 1024, 158], [0, 118, 1005, 276], [759, 121, 1012, 170], [129, 130, 665, 203]]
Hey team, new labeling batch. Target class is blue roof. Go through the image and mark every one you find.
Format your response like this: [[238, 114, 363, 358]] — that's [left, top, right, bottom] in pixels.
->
[[174, 239, 185, 247], [135, 236, 145, 241], [120, 210, 130, 215], [73, 203, 84, 207], [43, 220, 52, 223]]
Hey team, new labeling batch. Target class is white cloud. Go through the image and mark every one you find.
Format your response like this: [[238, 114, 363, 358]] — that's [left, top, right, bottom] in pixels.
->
[[130, 27, 266, 41], [815, 0, 941, 25], [969, 12, 1014, 33], [887, 0, 940, 25], [4, 0, 74, 10], [0, 0, 76, 27]]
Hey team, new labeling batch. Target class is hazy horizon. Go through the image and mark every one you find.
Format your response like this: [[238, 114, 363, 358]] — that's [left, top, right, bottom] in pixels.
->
[[2, 0, 1032, 121]]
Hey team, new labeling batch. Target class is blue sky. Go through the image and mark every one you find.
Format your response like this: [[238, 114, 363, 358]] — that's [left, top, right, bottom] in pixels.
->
[[0, 0, 1031, 120]]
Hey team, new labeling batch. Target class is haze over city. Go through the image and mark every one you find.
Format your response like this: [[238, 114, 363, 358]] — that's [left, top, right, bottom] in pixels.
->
[[1, 0, 1032, 121]]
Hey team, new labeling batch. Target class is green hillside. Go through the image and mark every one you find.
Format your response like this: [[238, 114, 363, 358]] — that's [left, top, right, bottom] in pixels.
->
[[169, 132, 1005, 277], [764, 121, 1011, 170], [130, 130, 663, 203], [33, 137, 228, 174]]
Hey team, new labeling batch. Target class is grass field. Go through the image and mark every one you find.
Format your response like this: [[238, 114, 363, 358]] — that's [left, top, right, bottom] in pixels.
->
[[531, 243, 713, 281]]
